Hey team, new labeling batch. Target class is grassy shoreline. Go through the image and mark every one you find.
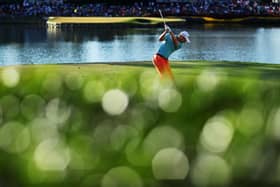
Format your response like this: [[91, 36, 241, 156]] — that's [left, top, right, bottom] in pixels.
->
[[47, 16, 280, 26], [4, 61, 280, 74], [46, 16, 185, 27], [2, 61, 280, 81], [1, 16, 280, 25]]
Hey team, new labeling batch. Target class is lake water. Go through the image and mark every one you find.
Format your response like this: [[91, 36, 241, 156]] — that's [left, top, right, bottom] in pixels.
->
[[0, 24, 280, 65]]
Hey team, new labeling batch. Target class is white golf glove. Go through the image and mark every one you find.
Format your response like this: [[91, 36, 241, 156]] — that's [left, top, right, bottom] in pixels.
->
[[164, 24, 172, 33]]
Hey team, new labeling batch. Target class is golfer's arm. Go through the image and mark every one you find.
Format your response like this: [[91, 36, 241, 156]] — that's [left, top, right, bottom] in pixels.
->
[[159, 30, 168, 41], [170, 31, 179, 48]]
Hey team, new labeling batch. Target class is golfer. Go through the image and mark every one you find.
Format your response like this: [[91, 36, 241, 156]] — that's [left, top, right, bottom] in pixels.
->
[[153, 25, 190, 80]]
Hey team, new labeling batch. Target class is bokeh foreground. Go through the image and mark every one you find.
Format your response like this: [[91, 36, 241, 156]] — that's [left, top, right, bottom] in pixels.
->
[[0, 62, 280, 187]]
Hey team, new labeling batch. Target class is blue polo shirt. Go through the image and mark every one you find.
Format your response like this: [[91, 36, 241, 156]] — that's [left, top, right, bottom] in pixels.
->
[[157, 33, 183, 59]]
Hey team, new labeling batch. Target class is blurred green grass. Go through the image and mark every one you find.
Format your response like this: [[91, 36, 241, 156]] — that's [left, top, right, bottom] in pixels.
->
[[0, 61, 280, 187]]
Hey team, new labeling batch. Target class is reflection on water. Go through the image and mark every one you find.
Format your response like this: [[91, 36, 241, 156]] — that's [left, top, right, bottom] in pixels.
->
[[0, 24, 279, 65]]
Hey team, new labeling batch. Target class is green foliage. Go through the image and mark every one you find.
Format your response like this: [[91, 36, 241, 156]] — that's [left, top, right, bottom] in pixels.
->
[[0, 62, 279, 187]]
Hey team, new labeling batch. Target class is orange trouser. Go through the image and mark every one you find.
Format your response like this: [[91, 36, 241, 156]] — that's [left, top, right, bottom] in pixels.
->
[[152, 54, 174, 80]]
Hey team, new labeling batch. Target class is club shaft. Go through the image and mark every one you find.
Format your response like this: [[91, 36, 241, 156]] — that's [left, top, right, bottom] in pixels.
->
[[159, 10, 166, 26]]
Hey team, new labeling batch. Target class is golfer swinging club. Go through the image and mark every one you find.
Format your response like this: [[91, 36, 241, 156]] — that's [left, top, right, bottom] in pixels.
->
[[153, 24, 190, 80]]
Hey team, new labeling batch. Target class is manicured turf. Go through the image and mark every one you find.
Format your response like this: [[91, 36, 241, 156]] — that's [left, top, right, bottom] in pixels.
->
[[0, 61, 280, 187], [187, 16, 280, 24], [47, 16, 185, 25]]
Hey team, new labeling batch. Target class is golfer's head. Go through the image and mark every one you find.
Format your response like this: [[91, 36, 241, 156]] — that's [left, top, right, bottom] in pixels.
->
[[178, 31, 190, 43]]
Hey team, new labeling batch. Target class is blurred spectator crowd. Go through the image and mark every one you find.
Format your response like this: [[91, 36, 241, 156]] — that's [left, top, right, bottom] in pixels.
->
[[0, 0, 279, 17]]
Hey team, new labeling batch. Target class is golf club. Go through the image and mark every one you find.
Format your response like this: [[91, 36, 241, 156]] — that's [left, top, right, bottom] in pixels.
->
[[158, 9, 166, 28]]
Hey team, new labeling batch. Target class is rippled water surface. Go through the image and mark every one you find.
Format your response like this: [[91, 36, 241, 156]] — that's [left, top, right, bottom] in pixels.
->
[[0, 24, 279, 65]]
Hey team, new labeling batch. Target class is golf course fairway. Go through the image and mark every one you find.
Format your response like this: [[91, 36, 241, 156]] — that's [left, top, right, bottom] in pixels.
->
[[47, 16, 185, 27], [0, 61, 280, 187]]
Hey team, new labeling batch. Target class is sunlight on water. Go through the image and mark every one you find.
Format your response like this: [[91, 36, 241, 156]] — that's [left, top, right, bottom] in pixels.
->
[[1, 25, 280, 64]]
